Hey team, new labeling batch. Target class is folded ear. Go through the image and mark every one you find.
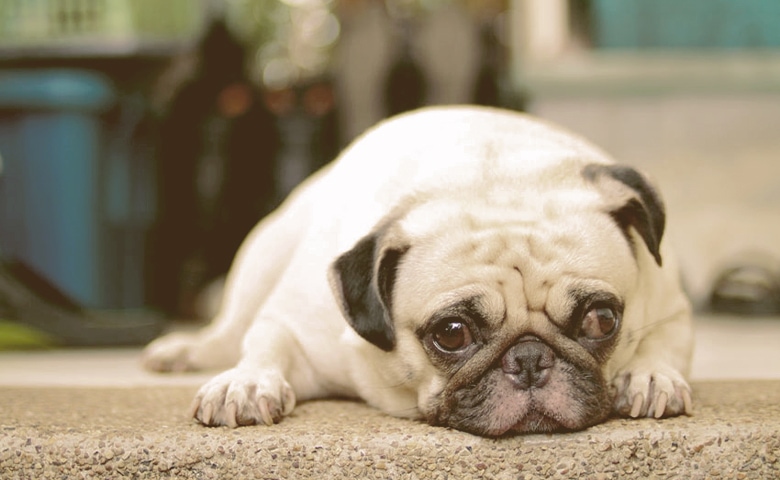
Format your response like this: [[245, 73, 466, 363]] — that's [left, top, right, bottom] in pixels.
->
[[328, 227, 409, 352], [583, 164, 666, 266]]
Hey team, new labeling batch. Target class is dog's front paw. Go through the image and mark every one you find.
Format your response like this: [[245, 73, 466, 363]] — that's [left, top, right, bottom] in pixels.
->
[[612, 363, 692, 419], [142, 331, 239, 373], [142, 332, 201, 372], [190, 368, 297, 428]]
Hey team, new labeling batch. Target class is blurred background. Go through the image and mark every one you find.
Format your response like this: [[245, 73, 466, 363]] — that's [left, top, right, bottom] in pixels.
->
[[0, 0, 778, 347]]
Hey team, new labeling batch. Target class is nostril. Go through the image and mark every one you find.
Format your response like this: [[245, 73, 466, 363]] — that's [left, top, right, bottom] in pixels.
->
[[537, 347, 555, 370], [502, 338, 556, 389]]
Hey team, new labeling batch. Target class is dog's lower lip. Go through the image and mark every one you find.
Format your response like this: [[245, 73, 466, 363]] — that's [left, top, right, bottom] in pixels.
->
[[508, 411, 564, 434]]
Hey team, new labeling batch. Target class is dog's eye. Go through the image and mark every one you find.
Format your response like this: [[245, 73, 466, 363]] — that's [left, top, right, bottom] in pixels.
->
[[432, 319, 473, 352], [581, 307, 618, 340]]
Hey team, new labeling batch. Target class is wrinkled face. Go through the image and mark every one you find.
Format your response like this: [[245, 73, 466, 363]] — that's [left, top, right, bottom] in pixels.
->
[[391, 202, 638, 437]]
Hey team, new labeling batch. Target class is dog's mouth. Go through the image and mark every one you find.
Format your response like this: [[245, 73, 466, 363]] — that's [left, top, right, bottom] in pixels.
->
[[463, 405, 568, 438], [430, 363, 611, 437], [464, 389, 581, 437], [506, 407, 567, 435]]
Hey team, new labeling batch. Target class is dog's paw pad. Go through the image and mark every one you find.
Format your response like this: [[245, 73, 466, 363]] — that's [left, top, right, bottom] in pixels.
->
[[612, 367, 692, 419], [190, 369, 296, 427]]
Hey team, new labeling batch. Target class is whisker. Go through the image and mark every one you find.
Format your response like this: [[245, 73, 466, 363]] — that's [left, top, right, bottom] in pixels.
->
[[623, 311, 686, 345]]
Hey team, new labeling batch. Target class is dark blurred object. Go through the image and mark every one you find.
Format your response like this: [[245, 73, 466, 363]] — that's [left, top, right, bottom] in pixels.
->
[[709, 251, 780, 316], [383, 21, 427, 116], [148, 19, 281, 317], [472, 21, 502, 107], [264, 78, 341, 202], [473, 14, 528, 111], [0, 260, 164, 347]]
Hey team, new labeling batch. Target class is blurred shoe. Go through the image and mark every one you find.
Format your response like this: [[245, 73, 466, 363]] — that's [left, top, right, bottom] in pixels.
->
[[709, 251, 780, 315]]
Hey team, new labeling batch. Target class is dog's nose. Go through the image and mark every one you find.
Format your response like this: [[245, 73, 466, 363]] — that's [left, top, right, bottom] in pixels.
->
[[501, 336, 555, 389]]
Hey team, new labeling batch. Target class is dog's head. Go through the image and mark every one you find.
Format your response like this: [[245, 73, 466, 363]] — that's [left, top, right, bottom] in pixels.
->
[[329, 162, 665, 436]]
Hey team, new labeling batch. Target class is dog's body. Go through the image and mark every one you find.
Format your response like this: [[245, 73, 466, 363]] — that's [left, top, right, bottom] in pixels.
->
[[143, 106, 693, 436]]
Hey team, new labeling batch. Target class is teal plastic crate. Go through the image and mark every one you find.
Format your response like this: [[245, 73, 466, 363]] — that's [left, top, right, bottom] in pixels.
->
[[0, 69, 154, 309], [592, 0, 780, 49]]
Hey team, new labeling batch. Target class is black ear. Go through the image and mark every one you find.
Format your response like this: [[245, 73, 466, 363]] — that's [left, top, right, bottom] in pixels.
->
[[329, 232, 407, 352], [583, 164, 666, 266]]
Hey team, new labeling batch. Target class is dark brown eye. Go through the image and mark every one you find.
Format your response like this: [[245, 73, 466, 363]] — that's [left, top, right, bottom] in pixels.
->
[[581, 307, 618, 340], [432, 319, 473, 352]]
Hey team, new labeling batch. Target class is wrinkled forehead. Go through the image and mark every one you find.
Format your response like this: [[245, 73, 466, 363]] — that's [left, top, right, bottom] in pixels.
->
[[394, 204, 637, 326]]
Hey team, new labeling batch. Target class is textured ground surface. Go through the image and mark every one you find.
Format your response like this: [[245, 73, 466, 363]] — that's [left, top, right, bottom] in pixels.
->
[[1, 316, 780, 478], [1, 381, 779, 479]]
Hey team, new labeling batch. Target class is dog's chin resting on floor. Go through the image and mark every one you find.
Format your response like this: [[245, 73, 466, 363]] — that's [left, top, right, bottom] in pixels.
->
[[142, 106, 693, 437]]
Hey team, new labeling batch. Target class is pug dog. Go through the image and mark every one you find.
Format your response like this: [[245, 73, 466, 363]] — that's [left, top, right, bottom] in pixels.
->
[[143, 106, 693, 437]]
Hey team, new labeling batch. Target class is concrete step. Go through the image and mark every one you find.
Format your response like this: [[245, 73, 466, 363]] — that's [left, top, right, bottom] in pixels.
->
[[1, 381, 779, 479]]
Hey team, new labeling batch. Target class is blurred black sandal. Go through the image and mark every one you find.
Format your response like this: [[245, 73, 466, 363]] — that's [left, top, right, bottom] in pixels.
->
[[709, 251, 780, 315]]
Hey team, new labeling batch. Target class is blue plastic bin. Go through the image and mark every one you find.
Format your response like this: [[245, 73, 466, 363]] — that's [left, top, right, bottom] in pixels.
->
[[0, 69, 152, 309]]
